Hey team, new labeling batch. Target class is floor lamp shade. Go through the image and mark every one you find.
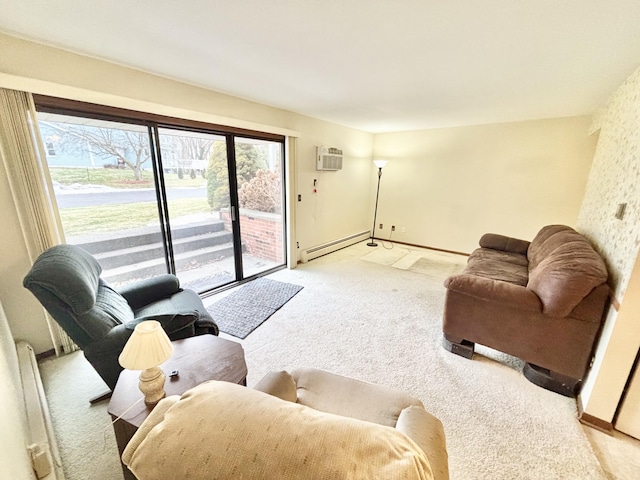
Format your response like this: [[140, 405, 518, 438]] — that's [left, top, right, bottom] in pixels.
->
[[368, 160, 388, 247], [374, 160, 388, 169], [118, 320, 174, 405]]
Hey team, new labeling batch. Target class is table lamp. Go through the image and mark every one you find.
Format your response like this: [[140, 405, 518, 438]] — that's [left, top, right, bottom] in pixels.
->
[[118, 320, 174, 406]]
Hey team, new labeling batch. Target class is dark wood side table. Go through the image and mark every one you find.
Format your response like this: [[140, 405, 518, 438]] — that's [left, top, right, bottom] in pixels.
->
[[107, 334, 247, 479]]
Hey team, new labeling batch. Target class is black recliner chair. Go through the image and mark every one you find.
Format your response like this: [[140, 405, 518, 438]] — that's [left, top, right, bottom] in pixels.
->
[[23, 244, 219, 390]]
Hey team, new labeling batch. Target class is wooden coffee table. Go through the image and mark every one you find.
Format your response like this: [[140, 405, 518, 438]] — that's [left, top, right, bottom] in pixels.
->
[[108, 334, 247, 479]]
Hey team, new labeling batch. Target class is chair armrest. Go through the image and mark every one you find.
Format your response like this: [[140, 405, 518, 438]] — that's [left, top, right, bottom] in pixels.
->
[[122, 395, 179, 469], [125, 312, 199, 336], [396, 406, 449, 480], [253, 371, 298, 403], [117, 274, 181, 310], [444, 274, 541, 312], [83, 324, 131, 356], [479, 233, 530, 255]]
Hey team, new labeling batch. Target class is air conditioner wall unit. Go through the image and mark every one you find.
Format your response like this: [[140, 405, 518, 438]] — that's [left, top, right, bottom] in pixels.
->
[[316, 146, 343, 171]]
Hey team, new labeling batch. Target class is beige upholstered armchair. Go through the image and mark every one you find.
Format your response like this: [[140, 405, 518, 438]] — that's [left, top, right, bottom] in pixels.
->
[[122, 368, 449, 480], [255, 368, 449, 479]]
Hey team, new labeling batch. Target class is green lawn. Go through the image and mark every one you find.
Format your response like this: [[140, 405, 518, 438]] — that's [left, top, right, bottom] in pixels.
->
[[50, 167, 206, 189], [52, 167, 211, 236], [60, 198, 211, 236]]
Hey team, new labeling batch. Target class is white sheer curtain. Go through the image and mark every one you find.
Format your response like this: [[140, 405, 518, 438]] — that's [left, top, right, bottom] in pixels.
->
[[0, 88, 77, 355]]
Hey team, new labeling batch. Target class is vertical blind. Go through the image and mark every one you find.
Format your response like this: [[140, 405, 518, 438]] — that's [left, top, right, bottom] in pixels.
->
[[0, 88, 77, 355]]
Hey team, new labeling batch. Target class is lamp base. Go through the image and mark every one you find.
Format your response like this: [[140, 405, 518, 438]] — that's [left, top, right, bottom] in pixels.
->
[[139, 366, 167, 407], [367, 241, 378, 247]]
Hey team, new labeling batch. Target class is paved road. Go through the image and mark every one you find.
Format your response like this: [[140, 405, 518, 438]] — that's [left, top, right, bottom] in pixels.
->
[[56, 187, 207, 208]]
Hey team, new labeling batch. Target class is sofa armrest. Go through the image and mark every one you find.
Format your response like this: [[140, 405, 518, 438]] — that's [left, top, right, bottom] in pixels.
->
[[122, 395, 179, 469], [253, 371, 298, 403], [444, 274, 541, 312], [117, 274, 181, 310], [479, 233, 530, 255], [396, 406, 449, 480]]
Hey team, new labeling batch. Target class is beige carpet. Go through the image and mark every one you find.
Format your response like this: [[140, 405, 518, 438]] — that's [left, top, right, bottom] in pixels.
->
[[39, 241, 606, 479], [361, 243, 467, 277]]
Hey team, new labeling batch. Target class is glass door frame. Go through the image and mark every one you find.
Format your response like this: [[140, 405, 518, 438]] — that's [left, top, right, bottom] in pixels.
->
[[225, 135, 244, 281]]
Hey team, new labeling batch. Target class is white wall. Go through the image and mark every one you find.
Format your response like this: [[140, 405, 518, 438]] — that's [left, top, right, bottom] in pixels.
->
[[0, 33, 373, 353], [373, 117, 597, 253], [292, 119, 373, 251]]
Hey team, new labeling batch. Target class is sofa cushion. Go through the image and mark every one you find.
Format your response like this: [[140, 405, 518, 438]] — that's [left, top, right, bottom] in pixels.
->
[[469, 248, 529, 267], [479, 233, 530, 255], [465, 249, 529, 286], [290, 367, 426, 427], [123, 380, 434, 480], [527, 241, 608, 317]]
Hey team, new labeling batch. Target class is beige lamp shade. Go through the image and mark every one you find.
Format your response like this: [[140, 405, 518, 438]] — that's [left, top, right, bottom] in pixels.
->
[[118, 320, 174, 370], [374, 160, 388, 169]]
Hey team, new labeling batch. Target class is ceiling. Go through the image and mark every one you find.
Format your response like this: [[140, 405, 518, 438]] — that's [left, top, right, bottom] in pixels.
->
[[1, 1, 640, 133]]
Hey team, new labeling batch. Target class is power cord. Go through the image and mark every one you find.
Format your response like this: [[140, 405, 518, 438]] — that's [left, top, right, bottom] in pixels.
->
[[381, 229, 395, 250], [109, 396, 145, 426], [103, 396, 145, 450]]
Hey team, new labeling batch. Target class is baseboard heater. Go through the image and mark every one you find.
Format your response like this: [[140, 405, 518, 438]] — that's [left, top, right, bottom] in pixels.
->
[[17, 341, 63, 479], [300, 231, 370, 263]]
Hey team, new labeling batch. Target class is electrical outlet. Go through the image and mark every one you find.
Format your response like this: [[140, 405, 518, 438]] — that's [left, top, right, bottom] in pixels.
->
[[391, 225, 396, 231], [379, 223, 383, 229], [401, 227, 406, 233]]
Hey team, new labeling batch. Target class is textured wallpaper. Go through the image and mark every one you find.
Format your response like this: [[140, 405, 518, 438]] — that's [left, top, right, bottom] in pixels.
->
[[577, 66, 640, 300]]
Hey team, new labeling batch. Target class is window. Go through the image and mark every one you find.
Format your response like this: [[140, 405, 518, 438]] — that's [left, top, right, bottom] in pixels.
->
[[35, 95, 287, 294]]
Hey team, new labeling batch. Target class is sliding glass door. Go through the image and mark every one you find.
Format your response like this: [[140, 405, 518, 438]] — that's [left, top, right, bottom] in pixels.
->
[[36, 104, 286, 293], [156, 127, 237, 291], [234, 137, 285, 277], [38, 113, 170, 288]]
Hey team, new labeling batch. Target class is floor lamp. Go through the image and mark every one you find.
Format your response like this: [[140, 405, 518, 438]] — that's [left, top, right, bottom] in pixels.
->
[[367, 160, 388, 247]]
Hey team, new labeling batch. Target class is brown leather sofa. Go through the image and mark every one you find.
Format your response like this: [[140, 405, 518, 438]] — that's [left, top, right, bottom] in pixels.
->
[[442, 225, 609, 396]]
